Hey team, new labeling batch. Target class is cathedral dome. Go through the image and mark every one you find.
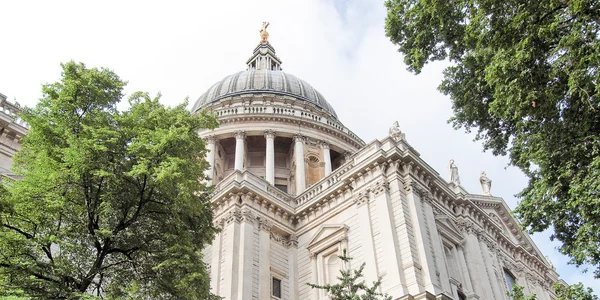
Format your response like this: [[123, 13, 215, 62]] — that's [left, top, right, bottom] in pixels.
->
[[191, 69, 338, 118]]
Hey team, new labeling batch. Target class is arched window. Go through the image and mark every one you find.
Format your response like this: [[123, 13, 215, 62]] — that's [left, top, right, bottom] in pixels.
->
[[326, 254, 341, 284], [504, 269, 517, 292]]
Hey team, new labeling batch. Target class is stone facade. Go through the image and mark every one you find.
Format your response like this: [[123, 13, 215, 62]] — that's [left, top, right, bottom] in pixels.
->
[[195, 35, 562, 300]]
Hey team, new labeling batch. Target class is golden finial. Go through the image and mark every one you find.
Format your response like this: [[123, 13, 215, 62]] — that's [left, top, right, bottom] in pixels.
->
[[260, 21, 270, 43]]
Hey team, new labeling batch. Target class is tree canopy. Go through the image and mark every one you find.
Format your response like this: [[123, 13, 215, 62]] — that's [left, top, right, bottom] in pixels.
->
[[509, 283, 599, 300], [0, 61, 219, 298], [385, 0, 600, 276]]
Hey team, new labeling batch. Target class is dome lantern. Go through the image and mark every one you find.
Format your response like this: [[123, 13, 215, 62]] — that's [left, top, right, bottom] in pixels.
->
[[246, 22, 282, 71]]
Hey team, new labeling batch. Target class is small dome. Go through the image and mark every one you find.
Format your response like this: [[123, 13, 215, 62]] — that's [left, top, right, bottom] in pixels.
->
[[191, 69, 338, 119]]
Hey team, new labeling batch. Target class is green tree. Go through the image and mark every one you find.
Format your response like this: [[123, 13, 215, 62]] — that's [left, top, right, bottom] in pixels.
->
[[308, 250, 391, 300], [508, 285, 536, 300], [509, 283, 599, 300], [0, 61, 220, 299], [554, 282, 599, 300], [385, 0, 600, 276]]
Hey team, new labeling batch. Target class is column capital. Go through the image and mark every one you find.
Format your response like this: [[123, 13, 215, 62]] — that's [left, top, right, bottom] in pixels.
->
[[293, 134, 306, 143], [319, 141, 330, 149], [371, 179, 390, 197], [264, 129, 276, 139], [258, 218, 272, 232], [233, 130, 246, 140], [354, 190, 370, 207], [203, 135, 218, 144]]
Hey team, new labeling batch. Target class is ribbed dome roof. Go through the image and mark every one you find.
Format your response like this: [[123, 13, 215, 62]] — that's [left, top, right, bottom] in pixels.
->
[[191, 69, 338, 119]]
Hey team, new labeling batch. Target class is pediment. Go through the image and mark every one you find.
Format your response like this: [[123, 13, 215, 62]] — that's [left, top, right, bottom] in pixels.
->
[[307, 224, 348, 255], [436, 217, 464, 245], [469, 195, 551, 267]]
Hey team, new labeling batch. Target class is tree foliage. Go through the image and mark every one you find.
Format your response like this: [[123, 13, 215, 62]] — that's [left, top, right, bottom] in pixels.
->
[[509, 283, 599, 300], [385, 0, 600, 276], [0, 61, 220, 299], [308, 250, 391, 300]]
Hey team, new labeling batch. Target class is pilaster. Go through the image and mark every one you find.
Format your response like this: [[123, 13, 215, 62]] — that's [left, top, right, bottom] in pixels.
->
[[210, 219, 224, 294], [479, 235, 504, 300], [405, 179, 441, 294], [258, 218, 272, 299], [237, 207, 255, 300], [371, 177, 408, 296], [221, 207, 242, 299], [459, 221, 493, 299], [287, 234, 298, 300], [353, 189, 379, 286]]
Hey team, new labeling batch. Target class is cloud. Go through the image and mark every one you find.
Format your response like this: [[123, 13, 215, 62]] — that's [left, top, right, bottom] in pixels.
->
[[1, 0, 597, 293]]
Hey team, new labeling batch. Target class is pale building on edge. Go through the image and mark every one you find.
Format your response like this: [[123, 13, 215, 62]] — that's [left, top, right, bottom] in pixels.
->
[[0, 26, 563, 300]]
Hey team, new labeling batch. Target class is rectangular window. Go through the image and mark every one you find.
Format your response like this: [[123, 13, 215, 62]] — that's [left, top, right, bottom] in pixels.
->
[[272, 277, 282, 298], [275, 184, 288, 193]]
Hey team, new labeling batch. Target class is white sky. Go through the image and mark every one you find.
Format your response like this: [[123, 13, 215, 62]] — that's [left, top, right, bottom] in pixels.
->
[[1, 0, 598, 293]]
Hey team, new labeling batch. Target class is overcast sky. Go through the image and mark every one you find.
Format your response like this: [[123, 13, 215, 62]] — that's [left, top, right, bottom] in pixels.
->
[[1, 0, 598, 293]]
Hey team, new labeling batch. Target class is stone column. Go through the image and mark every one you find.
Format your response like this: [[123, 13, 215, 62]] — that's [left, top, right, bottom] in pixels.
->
[[258, 219, 272, 299], [293, 134, 306, 194], [371, 178, 408, 296], [354, 190, 379, 286], [234, 131, 246, 171], [237, 208, 255, 300], [264, 130, 276, 185], [204, 135, 217, 185], [320, 141, 332, 176]]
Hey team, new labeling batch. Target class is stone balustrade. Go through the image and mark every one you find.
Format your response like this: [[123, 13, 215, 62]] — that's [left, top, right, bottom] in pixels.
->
[[211, 104, 361, 143]]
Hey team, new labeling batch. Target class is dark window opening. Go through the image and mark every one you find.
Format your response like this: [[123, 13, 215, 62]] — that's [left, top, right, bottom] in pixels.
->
[[272, 277, 282, 298], [504, 269, 517, 292], [275, 184, 287, 193]]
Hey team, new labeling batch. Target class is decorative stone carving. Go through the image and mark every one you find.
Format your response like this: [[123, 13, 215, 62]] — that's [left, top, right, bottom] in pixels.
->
[[389, 120, 406, 142], [225, 208, 243, 225], [479, 171, 492, 195], [319, 141, 330, 149], [371, 179, 389, 196], [203, 135, 218, 144], [449, 159, 460, 185], [287, 233, 298, 248], [354, 190, 370, 207], [264, 129, 276, 139], [270, 231, 290, 247], [241, 208, 256, 223], [233, 130, 246, 140], [343, 151, 353, 160], [259, 218, 272, 232], [292, 134, 305, 143]]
